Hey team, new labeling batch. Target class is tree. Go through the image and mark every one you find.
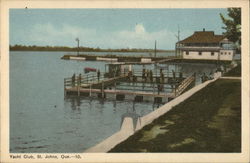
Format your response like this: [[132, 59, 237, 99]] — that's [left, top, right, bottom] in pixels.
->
[[220, 8, 241, 50]]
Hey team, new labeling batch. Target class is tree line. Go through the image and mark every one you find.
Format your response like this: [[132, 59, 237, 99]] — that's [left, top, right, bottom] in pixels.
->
[[9, 45, 170, 53]]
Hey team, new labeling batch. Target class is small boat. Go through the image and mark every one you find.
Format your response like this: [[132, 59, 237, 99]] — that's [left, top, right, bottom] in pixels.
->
[[84, 67, 97, 73]]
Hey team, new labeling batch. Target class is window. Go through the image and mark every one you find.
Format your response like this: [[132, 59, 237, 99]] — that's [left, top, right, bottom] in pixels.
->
[[186, 51, 189, 55], [228, 52, 231, 55], [225, 52, 227, 55], [211, 52, 214, 56], [220, 52, 223, 55], [198, 52, 202, 55]]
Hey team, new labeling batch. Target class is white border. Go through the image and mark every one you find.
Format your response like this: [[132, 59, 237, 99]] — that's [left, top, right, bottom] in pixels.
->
[[1, 0, 249, 162]]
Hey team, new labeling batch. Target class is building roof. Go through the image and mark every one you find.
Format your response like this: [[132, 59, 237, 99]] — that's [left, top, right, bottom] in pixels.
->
[[178, 31, 225, 44]]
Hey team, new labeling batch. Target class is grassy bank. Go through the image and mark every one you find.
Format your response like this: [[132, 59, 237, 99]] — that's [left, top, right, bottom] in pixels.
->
[[109, 79, 241, 152], [224, 63, 241, 77]]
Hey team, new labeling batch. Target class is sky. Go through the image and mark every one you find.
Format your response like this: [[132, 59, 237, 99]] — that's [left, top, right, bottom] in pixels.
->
[[10, 9, 228, 50]]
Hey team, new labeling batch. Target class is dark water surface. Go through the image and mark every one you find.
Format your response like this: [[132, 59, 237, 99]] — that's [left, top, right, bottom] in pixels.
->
[[10, 51, 217, 153]]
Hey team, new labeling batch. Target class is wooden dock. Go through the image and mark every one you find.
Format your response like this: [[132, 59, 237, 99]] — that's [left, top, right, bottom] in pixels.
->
[[64, 72, 195, 103], [61, 54, 181, 63]]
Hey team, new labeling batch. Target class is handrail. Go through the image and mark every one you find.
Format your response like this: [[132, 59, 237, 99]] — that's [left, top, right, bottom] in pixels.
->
[[174, 74, 195, 96]]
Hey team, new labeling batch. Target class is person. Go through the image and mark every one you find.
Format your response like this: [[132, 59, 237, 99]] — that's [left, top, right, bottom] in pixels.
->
[[133, 75, 137, 84], [209, 71, 213, 80], [78, 74, 82, 86], [97, 69, 100, 81], [146, 69, 150, 82], [157, 84, 161, 95], [142, 68, 146, 82], [201, 73, 208, 83], [172, 70, 176, 79], [160, 70, 164, 83], [72, 73, 75, 87], [179, 72, 183, 79], [149, 70, 153, 83]]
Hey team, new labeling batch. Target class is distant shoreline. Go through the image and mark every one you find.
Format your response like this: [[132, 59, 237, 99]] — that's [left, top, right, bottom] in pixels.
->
[[9, 45, 175, 53]]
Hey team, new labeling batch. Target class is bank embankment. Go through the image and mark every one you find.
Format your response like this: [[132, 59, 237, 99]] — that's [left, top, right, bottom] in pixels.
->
[[109, 79, 241, 152]]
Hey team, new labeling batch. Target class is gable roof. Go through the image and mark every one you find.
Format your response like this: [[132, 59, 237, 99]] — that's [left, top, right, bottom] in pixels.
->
[[178, 31, 225, 44]]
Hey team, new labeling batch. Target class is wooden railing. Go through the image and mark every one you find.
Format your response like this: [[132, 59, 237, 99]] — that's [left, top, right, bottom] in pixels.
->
[[64, 73, 105, 88], [174, 73, 196, 97]]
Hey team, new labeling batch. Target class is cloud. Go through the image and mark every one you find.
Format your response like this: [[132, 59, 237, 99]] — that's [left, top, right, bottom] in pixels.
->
[[27, 23, 96, 46], [135, 23, 146, 35], [114, 23, 177, 49], [20, 22, 182, 49]]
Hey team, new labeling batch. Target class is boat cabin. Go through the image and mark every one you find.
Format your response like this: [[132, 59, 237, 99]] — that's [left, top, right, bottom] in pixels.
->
[[104, 62, 132, 78]]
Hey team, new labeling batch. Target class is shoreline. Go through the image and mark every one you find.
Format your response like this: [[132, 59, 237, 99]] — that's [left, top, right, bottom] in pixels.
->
[[108, 65, 241, 152]]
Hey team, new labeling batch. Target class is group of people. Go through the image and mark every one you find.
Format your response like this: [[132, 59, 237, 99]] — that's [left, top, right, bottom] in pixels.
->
[[141, 68, 167, 84], [201, 72, 214, 83], [142, 68, 154, 83], [71, 69, 101, 87]]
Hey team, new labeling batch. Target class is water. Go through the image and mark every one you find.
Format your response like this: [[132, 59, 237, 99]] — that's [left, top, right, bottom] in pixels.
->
[[10, 51, 218, 153]]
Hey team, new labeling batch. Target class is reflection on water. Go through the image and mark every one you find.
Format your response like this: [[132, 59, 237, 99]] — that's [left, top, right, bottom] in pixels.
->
[[10, 51, 218, 153]]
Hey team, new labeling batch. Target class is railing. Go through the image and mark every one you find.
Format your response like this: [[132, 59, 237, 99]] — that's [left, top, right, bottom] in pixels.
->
[[174, 73, 196, 97], [177, 46, 235, 51], [131, 69, 186, 78], [64, 71, 188, 97], [64, 72, 105, 88]]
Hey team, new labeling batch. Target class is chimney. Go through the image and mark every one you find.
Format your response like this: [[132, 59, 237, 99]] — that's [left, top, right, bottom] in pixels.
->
[[203, 28, 205, 32]]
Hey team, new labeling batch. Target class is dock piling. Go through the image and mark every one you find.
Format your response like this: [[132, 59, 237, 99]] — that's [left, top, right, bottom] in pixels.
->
[[90, 85, 92, 97], [77, 79, 80, 97], [101, 82, 104, 98]]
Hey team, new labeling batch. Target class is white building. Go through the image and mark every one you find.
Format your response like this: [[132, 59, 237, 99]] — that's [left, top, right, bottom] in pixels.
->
[[176, 29, 235, 61]]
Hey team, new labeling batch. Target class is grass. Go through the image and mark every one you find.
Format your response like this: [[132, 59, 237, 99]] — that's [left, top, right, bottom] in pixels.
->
[[224, 63, 241, 77], [109, 79, 241, 152]]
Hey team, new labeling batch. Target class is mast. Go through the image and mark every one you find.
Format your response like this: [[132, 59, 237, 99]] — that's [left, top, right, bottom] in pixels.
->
[[174, 25, 180, 72], [154, 40, 157, 58], [175, 25, 180, 58]]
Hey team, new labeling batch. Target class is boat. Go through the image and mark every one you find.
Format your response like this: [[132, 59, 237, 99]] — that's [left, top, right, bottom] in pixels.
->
[[84, 67, 97, 73]]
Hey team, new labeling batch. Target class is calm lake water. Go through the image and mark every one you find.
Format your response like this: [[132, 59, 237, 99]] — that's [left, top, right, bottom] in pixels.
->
[[10, 51, 218, 153]]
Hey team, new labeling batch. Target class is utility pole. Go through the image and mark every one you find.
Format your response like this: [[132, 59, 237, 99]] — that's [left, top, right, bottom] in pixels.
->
[[75, 38, 79, 56]]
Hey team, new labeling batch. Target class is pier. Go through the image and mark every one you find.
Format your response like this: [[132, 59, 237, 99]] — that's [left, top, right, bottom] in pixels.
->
[[61, 54, 181, 63], [64, 70, 195, 103]]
